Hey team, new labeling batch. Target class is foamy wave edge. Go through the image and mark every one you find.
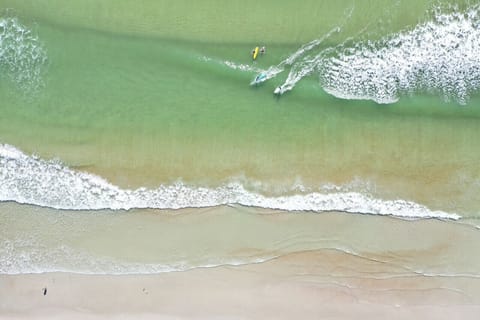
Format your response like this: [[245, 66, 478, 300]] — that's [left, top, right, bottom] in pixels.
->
[[321, 5, 480, 105], [1, 236, 278, 275], [0, 144, 459, 220], [0, 15, 47, 92], [269, 5, 480, 104]]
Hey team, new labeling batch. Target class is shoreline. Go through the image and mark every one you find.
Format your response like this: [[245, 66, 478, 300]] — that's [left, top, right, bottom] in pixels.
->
[[1, 139, 476, 217], [2, 203, 480, 318], [2, 203, 480, 275], [2, 249, 480, 319]]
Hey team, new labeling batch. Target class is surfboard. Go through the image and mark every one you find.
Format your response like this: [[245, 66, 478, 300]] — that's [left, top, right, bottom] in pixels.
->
[[252, 47, 259, 60], [251, 73, 267, 85]]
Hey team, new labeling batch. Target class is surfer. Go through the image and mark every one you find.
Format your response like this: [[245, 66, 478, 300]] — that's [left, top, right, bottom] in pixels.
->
[[274, 85, 283, 95], [251, 46, 266, 60]]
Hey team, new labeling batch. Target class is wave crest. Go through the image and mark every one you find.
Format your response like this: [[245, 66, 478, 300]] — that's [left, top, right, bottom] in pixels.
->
[[259, 5, 480, 105], [321, 6, 480, 104], [0, 144, 459, 220]]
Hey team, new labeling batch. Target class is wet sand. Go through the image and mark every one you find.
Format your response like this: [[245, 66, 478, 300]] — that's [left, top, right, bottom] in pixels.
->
[[2, 205, 480, 319], [2, 248, 480, 319]]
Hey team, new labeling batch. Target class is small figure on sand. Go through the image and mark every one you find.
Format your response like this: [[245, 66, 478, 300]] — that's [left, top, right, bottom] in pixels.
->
[[43, 287, 47, 296]]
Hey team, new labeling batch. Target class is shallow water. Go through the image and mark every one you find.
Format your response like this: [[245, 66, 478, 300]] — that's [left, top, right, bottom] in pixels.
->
[[2, 202, 480, 275]]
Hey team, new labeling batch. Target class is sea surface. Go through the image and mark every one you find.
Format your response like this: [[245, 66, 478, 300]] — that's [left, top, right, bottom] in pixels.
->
[[1, 0, 480, 274]]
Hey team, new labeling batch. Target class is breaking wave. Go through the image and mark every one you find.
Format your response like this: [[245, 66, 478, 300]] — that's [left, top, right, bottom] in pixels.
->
[[0, 144, 459, 219], [259, 5, 480, 105], [0, 15, 47, 92], [321, 5, 480, 104]]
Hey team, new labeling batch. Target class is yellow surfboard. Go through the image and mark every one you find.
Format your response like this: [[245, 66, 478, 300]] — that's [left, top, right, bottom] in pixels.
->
[[252, 47, 259, 60]]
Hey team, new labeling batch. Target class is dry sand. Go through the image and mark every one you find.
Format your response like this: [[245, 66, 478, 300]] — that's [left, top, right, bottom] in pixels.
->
[[2, 248, 480, 320]]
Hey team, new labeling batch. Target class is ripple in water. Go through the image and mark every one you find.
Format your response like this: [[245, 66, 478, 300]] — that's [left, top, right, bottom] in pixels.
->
[[0, 15, 47, 92]]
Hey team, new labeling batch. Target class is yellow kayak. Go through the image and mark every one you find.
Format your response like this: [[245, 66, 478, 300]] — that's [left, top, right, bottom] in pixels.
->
[[252, 46, 259, 60]]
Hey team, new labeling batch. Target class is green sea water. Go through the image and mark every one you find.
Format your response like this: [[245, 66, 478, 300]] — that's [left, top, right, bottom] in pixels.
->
[[2, 0, 480, 211], [1, 0, 480, 274]]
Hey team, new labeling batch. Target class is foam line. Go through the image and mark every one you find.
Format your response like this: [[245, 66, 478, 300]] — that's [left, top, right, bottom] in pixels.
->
[[274, 5, 480, 104], [0, 144, 460, 220]]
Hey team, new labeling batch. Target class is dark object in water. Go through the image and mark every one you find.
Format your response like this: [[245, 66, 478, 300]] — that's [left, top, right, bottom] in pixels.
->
[[43, 287, 47, 296]]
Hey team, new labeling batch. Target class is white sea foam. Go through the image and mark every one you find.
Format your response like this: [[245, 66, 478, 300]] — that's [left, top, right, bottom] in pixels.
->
[[0, 144, 459, 220], [251, 23, 347, 87], [223, 60, 259, 72], [270, 5, 480, 104], [320, 5, 480, 104], [251, 30, 339, 87], [0, 236, 276, 275], [250, 6, 354, 87], [0, 15, 47, 91], [200, 56, 261, 73]]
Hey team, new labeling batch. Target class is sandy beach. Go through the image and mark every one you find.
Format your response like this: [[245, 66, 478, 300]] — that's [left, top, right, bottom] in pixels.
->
[[2, 206, 480, 319], [2, 248, 480, 320]]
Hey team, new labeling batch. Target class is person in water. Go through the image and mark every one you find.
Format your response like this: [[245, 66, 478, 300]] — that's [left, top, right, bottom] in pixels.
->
[[251, 46, 266, 57]]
